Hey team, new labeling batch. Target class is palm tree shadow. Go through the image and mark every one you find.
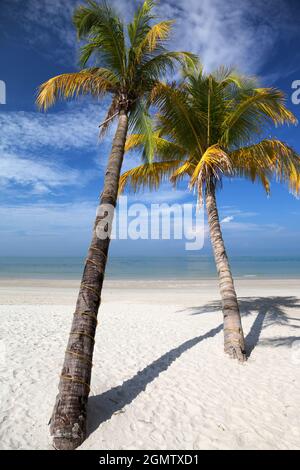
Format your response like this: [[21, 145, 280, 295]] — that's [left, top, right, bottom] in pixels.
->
[[87, 324, 222, 437], [178, 296, 300, 357], [87, 296, 300, 437]]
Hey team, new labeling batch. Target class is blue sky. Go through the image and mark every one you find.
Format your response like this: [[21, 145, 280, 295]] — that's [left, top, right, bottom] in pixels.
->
[[0, 0, 300, 257]]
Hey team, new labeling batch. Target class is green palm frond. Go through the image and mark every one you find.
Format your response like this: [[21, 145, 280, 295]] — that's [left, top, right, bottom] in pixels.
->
[[125, 133, 186, 162], [128, 100, 157, 162], [127, 0, 156, 50], [73, 0, 126, 73], [149, 81, 205, 156], [37, 0, 197, 129], [122, 64, 299, 200], [139, 52, 198, 85], [221, 87, 297, 147]]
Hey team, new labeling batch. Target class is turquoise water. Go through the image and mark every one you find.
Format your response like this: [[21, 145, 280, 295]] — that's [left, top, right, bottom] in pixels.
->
[[0, 256, 300, 280]]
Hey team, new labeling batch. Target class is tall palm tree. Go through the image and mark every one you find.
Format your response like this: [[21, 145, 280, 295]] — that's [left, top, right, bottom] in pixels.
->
[[121, 65, 300, 362], [37, 0, 195, 450]]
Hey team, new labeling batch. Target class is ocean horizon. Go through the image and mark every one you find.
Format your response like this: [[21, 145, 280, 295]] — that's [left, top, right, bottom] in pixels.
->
[[0, 255, 300, 280]]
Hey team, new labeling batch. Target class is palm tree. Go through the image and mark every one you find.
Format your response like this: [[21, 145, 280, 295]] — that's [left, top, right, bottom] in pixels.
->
[[37, 0, 195, 450], [121, 65, 300, 363]]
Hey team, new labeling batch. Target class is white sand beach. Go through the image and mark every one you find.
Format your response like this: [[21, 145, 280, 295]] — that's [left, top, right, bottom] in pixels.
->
[[0, 278, 299, 450]]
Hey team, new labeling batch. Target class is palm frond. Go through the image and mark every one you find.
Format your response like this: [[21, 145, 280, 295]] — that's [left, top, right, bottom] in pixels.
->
[[73, 1, 126, 73], [127, 0, 156, 50], [230, 139, 300, 195], [190, 144, 232, 205], [221, 87, 298, 147], [125, 133, 186, 162], [136, 20, 174, 59], [128, 100, 156, 162], [36, 69, 118, 110], [122, 64, 300, 204], [170, 160, 195, 184], [149, 81, 205, 156], [142, 52, 198, 82], [119, 160, 182, 193]]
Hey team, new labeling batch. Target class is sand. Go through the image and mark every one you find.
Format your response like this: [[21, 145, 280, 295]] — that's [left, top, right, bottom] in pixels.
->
[[0, 278, 299, 450]]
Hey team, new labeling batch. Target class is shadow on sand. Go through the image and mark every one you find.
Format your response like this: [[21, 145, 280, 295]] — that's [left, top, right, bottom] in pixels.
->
[[87, 296, 300, 437], [87, 324, 222, 436], [177, 296, 300, 355]]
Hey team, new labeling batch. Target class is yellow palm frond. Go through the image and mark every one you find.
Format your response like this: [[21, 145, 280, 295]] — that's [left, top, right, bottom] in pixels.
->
[[190, 145, 232, 187], [230, 139, 300, 195], [189, 145, 232, 205], [119, 160, 182, 193], [170, 161, 195, 184], [290, 173, 300, 196], [136, 20, 174, 58], [125, 134, 145, 152], [36, 69, 118, 111]]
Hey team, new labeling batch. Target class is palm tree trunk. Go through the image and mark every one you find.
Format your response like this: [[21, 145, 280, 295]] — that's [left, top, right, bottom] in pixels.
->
[[205, 182, 246, 362], [50, 110, 128, 450]]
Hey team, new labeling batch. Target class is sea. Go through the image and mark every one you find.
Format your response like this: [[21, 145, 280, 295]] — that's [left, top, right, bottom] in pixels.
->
[[0, 256, 300, 280]]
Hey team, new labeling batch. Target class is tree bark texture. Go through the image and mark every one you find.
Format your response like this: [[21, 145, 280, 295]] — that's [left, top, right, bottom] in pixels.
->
[[50, 110, 129, 450], [205, 183, 246, 362]]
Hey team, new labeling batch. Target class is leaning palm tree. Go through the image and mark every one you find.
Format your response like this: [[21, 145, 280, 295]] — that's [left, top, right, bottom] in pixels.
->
[[121, 65, 300, 362], [37, 0, 195, 450]]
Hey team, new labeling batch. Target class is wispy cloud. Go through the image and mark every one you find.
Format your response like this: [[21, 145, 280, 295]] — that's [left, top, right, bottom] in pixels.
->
[[0, 149, 94, 196], [2, 0, 296, 73], [0, 103, 110, 195], [221, 216, 234, 224], [159, 0, 294, 74], [0, 104, 105, 153], [220, 206, 259, 218], [2, 0, 79, 64], [221, 221, 284, 234]]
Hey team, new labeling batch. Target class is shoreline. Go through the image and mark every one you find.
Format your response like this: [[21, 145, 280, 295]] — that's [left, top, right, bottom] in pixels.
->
[[1, 276, 300, 286], [1, 277, 299, 306]]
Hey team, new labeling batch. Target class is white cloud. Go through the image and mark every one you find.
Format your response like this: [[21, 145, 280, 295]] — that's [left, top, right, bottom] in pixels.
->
[[3, 0, 135, 64], [158, 0, 293, 74], [3, 0, 295, 73], [3, 0, 79, 64], [220, 207, 259, 218], [221, 221, 283, 233], [0, 104, 109, 194], [0, 104, 105, 153], [0, 149, 94, 196], [221, 216, 234, 224]]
